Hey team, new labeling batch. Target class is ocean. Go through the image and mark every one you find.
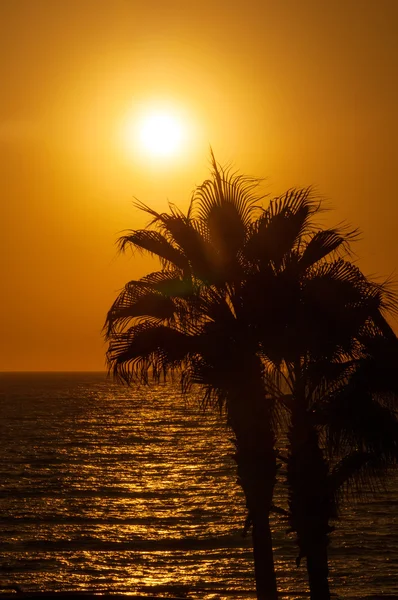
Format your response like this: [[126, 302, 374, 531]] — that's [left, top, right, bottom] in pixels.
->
[[0, 372, 397, 599]]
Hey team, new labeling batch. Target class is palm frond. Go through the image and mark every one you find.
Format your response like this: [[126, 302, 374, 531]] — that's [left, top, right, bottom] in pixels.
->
[[107, 323, 194, 384], [244, 187, 318, 266], [117, 229, 189, 271], [353, 335, 398, 399], [104, 270, 196, 337], [191, 153, 264, 230], [324, 383, 398, 461], [329, 451, 393, 506], [298, 260, 384, 358], [105, 292, 176, 335], [138, 270, 197, 298], [189, 154, 264, 270], [300, 227, 359, 270]]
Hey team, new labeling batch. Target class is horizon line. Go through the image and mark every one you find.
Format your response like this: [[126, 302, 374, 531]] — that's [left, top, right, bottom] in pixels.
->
[[0, 370, 108, 374]]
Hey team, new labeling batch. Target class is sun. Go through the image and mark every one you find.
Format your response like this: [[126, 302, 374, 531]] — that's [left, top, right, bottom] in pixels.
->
[[138, 112, 184, 157], [121, 107, 187, 161]]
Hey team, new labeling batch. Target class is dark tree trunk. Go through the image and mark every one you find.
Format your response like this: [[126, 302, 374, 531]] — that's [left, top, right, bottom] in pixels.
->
[[288, 408, 332, 600], [251, 501, 278, 600], [235, 437, 278, 600], [306, 541, 330, 600], [228, 364, 278, 600]]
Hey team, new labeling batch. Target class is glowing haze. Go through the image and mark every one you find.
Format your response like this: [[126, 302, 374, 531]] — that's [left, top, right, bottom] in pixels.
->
[[120, 102, 195, 163], [1, 0, 398, 371]]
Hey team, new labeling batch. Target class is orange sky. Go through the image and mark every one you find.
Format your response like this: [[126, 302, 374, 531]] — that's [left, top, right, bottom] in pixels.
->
[[1, 0, 398, 371]]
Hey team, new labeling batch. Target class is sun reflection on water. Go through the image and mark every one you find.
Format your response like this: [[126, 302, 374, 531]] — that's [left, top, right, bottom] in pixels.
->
[[1, 374, 398, 598]]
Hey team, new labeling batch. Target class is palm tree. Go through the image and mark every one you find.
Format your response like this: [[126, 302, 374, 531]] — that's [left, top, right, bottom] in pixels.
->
[[105, 158, 398, 600], [105, 157, 281, 600], [286, 327, 398, 600], [242, 198, 398, 599]]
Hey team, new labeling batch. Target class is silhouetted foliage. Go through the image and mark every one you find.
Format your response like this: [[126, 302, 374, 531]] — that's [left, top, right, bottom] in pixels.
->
[[105, 155, 398, 600], [106, 154, 279, 600]]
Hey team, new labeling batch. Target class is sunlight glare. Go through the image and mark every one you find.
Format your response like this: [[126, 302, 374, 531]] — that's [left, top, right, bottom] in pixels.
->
[[139, 112, 183, 157], [121, 107, 188, 161]]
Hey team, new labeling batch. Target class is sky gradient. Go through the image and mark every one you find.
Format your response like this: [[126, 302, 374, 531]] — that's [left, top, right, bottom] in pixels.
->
[[1, 0, 398, 371]]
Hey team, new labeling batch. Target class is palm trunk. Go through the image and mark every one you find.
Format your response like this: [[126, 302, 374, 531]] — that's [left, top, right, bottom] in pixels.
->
[[228, 369, 278, 600], [250, 477, 278, 600], [306, 540, 330, 600], [287, 408, 332, 600]]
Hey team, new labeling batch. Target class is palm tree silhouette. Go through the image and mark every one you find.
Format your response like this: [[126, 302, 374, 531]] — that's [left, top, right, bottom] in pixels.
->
[[248, 198, 398, 599], [105, 156, 280, 600], [105, 157, 398, 600], [284, 325, 398, 600]]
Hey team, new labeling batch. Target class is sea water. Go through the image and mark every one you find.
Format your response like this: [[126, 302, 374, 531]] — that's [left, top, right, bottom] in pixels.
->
[[0, 372, 397, 599]]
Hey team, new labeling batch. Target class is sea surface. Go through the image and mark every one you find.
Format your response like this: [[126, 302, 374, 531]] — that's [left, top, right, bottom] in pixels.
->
[[0, 372, 397, 599]]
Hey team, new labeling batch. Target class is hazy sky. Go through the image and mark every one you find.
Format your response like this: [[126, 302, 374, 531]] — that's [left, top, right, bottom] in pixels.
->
[[1, 0, 398, 371]]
